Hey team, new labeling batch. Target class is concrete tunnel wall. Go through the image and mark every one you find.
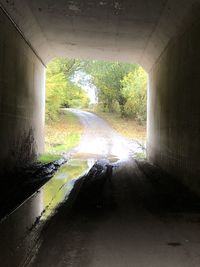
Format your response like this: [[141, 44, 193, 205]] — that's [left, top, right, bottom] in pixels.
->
[[1, 1, 200, 197], [0, 8, 45, 176], [147, 10, 200, 194]]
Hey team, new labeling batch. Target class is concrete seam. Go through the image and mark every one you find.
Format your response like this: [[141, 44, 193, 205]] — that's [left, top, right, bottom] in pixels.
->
[[0, 4, 46, 67]]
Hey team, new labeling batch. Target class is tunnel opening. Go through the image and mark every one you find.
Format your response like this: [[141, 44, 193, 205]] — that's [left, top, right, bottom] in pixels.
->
[[41, 57, 148, 166], [2, 1, 200, 266], [30, 57, 149, 225]]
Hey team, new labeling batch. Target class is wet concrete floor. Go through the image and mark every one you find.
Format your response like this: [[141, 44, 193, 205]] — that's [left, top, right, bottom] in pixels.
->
[[29, 159, 200, 267], [0, 108, 146, 267]]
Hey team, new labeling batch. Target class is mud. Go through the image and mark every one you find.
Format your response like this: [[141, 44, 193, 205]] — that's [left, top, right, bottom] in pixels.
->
[[29, 159, 200, 267]]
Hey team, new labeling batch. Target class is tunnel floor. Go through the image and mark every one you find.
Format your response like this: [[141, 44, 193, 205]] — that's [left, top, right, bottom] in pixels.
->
[[29, 159, 200, 267]]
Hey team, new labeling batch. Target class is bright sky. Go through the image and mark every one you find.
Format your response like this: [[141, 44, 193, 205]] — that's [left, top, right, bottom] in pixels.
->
[[72, 70, 98, 104]]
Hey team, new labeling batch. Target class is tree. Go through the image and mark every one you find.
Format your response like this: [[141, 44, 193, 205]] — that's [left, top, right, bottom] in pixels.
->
[[45, 58, 89, 121], [84, 61, 136, 113], [46, 71, 67, 121], [121, 66, 147, 123], [46, 58, 148, 123]]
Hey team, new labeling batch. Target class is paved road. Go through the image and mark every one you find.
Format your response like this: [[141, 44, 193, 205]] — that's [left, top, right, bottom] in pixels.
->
[[67, 108, 144, 160], [30, 159, 200, 267]]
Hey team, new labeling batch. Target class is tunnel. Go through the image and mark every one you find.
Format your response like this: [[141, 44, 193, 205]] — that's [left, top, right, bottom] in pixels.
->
[[1, 0, 200, 266]]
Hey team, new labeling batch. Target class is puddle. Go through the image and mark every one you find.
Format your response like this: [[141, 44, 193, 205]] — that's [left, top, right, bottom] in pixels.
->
[[40, 158, 95, 220], [39, 153, 121, 221]]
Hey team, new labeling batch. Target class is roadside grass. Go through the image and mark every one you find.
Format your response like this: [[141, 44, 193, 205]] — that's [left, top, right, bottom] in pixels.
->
[[38, 154, 61, 163], [93, 111, 146, 142], [38, 110, 83, 163]]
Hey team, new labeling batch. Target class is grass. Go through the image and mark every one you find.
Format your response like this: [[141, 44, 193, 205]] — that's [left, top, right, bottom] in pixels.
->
[[39, 109, 146, 163], [38, 154, 61, 163], [93, 111, 146, 142], [95, 111, 147, 160], [39, 110, 83, 163]]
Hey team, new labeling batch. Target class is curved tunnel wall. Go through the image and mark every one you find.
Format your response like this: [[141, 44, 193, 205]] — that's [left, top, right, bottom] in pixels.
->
[[0, 8, 45, 176], [147, 11, 200, 193], [1, 2, 200, 196]]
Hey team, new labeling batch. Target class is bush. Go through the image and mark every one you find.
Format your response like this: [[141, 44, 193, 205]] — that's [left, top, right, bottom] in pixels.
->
[[45, 58, 90, 122], [121, 66, 147, 123]]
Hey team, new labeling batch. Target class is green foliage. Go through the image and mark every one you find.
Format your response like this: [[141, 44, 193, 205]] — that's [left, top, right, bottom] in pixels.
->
[[46, 71, 67, 121], [84, 61, 136, 113], [63, 82, 89, 109], [121, 67, 147, 123], [38, 153, 61, 163], [46, 58, 89, 121], [45, 57, 148, 124], [134, 152, 146, 160], [83, 60, 147, 123]]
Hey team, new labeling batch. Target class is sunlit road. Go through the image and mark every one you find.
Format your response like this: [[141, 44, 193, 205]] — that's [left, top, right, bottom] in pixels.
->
[[67, 108, 144, 160]]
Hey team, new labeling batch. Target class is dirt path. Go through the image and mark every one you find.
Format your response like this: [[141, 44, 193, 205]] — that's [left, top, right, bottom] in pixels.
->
[[67, 108, 144, 160], [29, 159, 200, 267]]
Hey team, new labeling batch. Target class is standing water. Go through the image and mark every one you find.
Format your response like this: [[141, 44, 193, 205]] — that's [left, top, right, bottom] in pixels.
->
[[40, 158, 95, 220]]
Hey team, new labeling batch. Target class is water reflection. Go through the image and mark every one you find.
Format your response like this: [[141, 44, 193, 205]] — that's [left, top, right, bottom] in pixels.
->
[[40, 109, 146, 220], [41, 158, 94, 220]]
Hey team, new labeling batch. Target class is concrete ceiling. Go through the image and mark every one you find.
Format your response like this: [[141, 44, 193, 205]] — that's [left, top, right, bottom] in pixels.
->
[[0, 0, 200, 71]]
